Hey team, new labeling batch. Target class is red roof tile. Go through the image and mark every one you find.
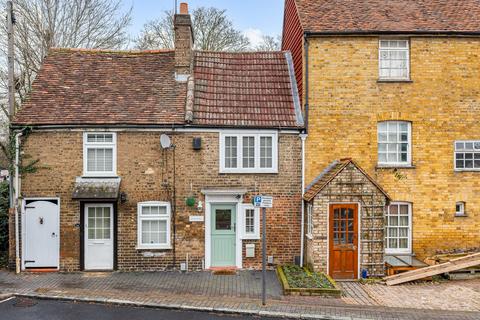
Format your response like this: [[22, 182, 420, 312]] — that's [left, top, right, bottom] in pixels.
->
[[192, 51, 303, 128], [13, 49, 186, 126], [295, 0, 480, 34]]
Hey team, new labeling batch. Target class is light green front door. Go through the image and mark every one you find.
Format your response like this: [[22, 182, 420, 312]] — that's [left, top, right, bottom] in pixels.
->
[[211, 204, 236, 267]]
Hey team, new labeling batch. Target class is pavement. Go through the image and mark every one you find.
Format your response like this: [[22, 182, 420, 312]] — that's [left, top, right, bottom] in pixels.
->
[[0, 270, 479, 320]]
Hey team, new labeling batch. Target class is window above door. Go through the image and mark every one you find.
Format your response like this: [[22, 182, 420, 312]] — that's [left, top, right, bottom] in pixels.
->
[[219, 132, 278, 173], [83, 132, 117, 177]]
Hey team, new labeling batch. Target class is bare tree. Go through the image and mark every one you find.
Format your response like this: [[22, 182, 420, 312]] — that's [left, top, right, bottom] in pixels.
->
[[135, 7, 250, 52], [0, 0, 132, 105], [254, 35, 281, 51]]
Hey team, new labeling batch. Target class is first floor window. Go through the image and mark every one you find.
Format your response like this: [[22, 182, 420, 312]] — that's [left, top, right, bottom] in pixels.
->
[[454, 141, 480, 171], [306, 203, 313, 238], [83, 132, 116, 176], [220, 132, 278, 173], [385, 202, 411, 254], [242, 205, 259, 239], [378, 121, 411, 166], [137, 202, 171, 249]]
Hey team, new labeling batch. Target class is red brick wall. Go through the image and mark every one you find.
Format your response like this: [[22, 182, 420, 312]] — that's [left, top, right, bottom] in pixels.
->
[[282, 0, 304, 104], [12, 130, 302, 271]]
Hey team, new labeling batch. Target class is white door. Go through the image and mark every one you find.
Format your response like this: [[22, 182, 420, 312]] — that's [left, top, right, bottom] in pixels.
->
[[24, 200, 60, 269], [84, 204, 114, 270]]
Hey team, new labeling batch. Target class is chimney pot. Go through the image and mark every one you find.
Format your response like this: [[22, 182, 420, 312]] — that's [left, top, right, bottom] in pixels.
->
[[180, 2, 188, 14]]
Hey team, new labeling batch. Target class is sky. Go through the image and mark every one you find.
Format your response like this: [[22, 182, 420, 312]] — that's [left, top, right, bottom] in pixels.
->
[[122, 0, 285, 46]]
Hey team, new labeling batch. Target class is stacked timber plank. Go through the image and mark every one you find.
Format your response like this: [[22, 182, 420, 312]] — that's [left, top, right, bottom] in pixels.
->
[[384, 252, 480, 285]]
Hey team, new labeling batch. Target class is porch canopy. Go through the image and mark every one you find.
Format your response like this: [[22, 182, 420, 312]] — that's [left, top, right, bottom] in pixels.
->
[[72, 177, 121, 200]]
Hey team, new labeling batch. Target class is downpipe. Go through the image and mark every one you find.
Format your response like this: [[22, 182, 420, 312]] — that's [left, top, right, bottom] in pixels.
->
[[299, 133, 307, 267], [14, 131, 23, 274]]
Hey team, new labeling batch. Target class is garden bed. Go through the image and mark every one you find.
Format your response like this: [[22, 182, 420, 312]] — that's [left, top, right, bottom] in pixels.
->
[[276, 265, 342, 296]]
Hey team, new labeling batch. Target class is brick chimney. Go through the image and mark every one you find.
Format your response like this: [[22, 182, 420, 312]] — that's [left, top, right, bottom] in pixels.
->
[[174, 2, 194, 82]]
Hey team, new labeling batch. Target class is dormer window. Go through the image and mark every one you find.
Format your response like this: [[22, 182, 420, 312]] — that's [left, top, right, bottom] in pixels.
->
[[379, 40, 410, 80]]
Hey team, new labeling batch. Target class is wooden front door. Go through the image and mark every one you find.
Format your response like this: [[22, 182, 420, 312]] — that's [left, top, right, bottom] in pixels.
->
[[329, 204, 358, 279]]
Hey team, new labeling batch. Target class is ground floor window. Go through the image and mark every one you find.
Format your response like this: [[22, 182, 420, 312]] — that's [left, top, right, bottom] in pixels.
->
[[242, 205, 259, 239], [385, 202, 411, 254], [137, 201, 171, 249]]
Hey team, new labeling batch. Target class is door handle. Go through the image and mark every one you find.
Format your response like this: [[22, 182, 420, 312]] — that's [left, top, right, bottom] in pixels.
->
[[51, 232, 57, 237], [233, 223, 236, 232]]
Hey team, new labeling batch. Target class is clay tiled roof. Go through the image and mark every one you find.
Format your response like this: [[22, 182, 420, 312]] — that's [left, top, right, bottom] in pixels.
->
[[295, 0, 480, 34], [13, 49, 186, 126], [192, 51, 303, 128], [303, 158, 391, 201]]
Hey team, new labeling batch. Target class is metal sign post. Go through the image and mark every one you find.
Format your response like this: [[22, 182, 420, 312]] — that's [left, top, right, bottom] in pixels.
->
[[253, 195, 273, 306], [262, 206, 266, 305]]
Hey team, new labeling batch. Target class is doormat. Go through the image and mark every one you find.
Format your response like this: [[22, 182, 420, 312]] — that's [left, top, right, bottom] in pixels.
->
[[212, 269, 237, 275]]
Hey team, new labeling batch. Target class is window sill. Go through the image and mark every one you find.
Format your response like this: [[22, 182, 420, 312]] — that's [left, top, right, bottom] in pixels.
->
[[454, 214, 468, 218], [376, 165, 416, 170], [82, 175, 119, 178], [306, 234, 313, 240], [136, 246, 172, 251], [454, 169, 480, 173], [377, 79, 413, 83], [242, 236, 260, 241], [219, 170, 278, 174]]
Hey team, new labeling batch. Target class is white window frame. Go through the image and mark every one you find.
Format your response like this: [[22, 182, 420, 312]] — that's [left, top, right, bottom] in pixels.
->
[[219, 131, 278, 173], [455, 202, 466, 217], [306, 203, 313, 239], [454, 140, 480, 171], [377, 121, 412, 167], [385, 202, 412, 255], [378, 39, 410, 81], [241, 204, 260, 240], [83, 132, 117, 177], [137, 201, 172, 250]]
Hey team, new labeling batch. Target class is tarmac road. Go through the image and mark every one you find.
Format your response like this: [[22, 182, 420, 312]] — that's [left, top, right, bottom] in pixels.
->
[[0, 297, 287, 320]]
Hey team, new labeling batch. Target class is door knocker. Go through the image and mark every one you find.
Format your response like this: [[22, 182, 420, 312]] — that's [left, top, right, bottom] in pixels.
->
[[39, 217, 44, 225]]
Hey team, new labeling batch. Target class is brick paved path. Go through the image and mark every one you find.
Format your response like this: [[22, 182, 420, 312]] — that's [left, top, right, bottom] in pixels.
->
[[0, 271, 479, 320]]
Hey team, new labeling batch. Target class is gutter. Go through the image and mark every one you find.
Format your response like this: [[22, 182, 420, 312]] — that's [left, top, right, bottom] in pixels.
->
[[299, 133, 307, 267], [304, 30, 480, 37], [14, 131, 23, 274]]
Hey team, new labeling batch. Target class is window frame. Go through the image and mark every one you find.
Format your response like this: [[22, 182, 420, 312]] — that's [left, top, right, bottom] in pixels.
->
[[241, 204, 260, 240], [455, 202, 466, 217], [378, 39, 410, 81], [385, 202, 412, 255], [83, 132, 117, 177], [306, 203, 313, 239], [377, 121, 412, 167], [454, 140, 480, 172], [136, 201, 172, 250], [219, 131, 278, 173]]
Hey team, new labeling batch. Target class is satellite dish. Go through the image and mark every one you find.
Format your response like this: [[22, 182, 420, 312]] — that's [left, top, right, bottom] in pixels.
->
[[160, 134, 172, 149]]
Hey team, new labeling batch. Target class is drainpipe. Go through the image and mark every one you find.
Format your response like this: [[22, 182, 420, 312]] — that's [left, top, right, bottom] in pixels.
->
[[14, 131, 23, 274], [299, 34, 310, 267], [303, 35, 309, 134], [299, 133, 307, 267]]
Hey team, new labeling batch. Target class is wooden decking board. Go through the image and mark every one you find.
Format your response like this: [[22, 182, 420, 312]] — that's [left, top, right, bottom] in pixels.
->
[[384, 252, 480, 285]]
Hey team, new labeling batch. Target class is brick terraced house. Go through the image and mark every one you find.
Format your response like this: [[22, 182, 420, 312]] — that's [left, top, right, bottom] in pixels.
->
[[283, 0, 480, 279], [9, 4, 304, 272]]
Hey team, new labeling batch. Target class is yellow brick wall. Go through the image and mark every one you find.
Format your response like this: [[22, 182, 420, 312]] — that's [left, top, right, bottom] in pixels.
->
[[306, 36, 480, 259]]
